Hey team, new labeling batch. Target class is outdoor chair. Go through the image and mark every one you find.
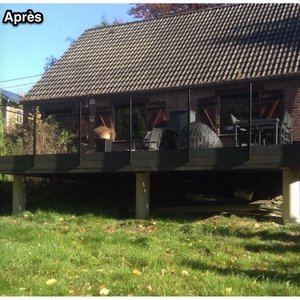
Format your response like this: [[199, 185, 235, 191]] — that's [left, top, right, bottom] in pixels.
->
[[143, 127, 163, 150], [231, 114, 263, 146], [280, 111, 293, 144], [230, 114, 247, 146]]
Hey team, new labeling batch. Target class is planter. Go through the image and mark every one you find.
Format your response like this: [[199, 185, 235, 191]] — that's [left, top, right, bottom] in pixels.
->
[[95, 138, 112, 152]]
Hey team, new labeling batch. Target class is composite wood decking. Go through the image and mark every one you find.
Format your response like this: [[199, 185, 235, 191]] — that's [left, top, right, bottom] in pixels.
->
[[0, 144, 299, 175]]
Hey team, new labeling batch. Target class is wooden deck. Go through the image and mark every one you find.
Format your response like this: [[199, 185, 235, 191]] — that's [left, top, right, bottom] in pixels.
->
[[0, 144, 300, 175]]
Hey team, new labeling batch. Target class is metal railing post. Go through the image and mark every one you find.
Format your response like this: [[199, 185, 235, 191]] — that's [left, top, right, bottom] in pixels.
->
[[129, 95, 133, 165], [33, 105, 37, 164], [78, 99, 82, 163], [248, 82, 253, 158], [187, 88, 191, 162]]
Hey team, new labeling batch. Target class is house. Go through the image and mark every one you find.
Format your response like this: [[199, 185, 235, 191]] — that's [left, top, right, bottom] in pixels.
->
[[6, 4, 300, 222], [1, 89, 23, 132], [23, 3, 300, 146]]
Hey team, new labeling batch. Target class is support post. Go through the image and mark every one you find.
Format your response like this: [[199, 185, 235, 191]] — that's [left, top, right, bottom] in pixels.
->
[[135, 172, 150, 219], [12, 175, 26, 215], [282, 169, 300, 224]]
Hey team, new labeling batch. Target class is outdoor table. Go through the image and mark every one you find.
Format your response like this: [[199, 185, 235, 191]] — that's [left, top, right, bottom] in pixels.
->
[[234, 118, 281, 146]]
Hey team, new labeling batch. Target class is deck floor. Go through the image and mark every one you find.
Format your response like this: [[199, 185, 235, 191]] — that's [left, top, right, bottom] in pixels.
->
[[0, 144, 299, 175]]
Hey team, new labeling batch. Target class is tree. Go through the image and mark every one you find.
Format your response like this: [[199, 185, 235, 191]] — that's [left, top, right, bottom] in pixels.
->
[[44, 55, 58, 72], [128, 4, 223, 20]]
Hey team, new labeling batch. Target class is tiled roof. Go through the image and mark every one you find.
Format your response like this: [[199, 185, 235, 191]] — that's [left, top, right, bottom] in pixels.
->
[[25, 4, 300, 101], [2, 89, 23, 103]]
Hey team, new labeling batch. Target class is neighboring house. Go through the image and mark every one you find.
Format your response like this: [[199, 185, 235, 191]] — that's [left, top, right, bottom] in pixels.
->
[[1, 89, 23, 132]]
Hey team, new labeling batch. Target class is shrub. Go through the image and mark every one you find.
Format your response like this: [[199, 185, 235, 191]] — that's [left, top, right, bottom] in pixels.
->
[[6, 108, 75, 155]]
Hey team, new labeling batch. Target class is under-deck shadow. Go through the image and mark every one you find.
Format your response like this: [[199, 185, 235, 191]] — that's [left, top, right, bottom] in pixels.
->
[[183, 259, 300, 287]]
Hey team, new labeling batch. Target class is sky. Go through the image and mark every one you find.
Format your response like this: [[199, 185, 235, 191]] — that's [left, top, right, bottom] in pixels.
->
[[0, 3, 134, 95]]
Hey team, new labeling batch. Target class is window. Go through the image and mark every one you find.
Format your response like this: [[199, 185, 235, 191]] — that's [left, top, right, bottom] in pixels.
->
[[220, 93, 259, 133], [45, 110, 73, 131], [146, 103, 166, 129], [15, 112, 23, 124], [115, 105, 146, 139], [198, 97, 217, 132], [95, 108, 112, 128]]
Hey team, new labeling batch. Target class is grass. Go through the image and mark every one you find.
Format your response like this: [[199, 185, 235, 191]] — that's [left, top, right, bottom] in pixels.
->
[[0, 210, 299, 296]]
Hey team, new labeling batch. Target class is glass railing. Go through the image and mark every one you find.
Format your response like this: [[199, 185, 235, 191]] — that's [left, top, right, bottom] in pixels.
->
[[2, 90, 293, 157]]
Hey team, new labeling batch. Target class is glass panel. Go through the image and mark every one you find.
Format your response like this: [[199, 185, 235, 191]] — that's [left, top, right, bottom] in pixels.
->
[[95, 111, 111, 128], [146, 107, 166, 129], [220, 93, 259, 134], [116, 105, 146, 139], [45, 110, 73, 131]]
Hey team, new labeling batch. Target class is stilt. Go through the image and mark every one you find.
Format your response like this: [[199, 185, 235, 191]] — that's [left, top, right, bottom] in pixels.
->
[[12, 175, 26, 215], [135, 172, 150, 219], [282, 169, 300, 224]]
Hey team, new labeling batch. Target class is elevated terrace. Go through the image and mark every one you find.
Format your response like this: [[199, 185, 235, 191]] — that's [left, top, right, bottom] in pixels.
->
[[2, 84, 299, 224]]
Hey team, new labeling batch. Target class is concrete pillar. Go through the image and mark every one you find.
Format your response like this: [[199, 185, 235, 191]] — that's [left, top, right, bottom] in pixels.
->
[[282, 169, 300, 224], [135, 172, 150, 219], [12, 175, 26, 215]]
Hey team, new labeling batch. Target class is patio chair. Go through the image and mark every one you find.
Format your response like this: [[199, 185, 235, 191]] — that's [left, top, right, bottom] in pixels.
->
[[231, 114, 262, 146], [143, 127, 163, 150], [280, 112, 293, 144], [230, 114, 247, 146]]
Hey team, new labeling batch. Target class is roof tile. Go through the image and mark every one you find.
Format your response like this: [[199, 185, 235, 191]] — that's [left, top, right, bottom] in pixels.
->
[[25, 3, 300, 101]]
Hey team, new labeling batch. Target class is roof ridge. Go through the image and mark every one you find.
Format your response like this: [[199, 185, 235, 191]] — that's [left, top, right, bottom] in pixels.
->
[[84, 3, 239, 33]]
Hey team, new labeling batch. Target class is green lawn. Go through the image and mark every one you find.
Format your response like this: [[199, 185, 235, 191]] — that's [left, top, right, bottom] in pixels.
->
[[0, 211, 299, 296]]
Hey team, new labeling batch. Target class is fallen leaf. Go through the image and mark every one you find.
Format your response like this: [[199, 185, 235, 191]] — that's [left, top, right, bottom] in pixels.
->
[[99, 287, 110, 295], [225, 287, 232, 295], [160, 269, 166, 276], [132, 268, 142, 276], [46, 279, 57, 285]]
